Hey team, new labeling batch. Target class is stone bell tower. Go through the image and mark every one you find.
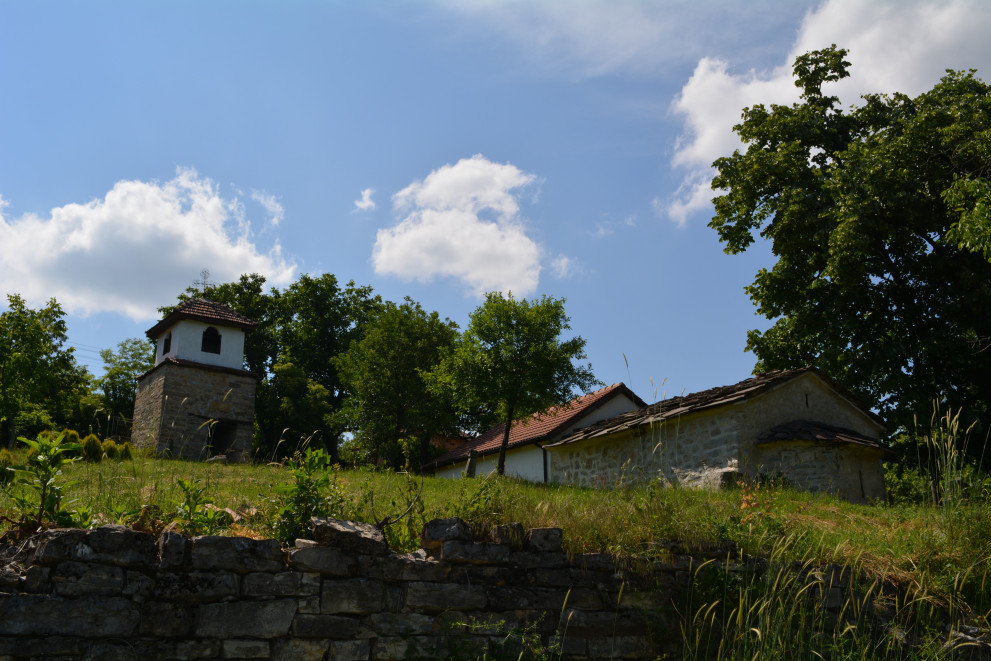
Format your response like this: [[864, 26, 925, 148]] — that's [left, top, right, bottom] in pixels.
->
[[132, 299, 257, 461]]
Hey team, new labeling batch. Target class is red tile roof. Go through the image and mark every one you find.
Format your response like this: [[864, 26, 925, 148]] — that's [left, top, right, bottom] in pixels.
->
[[549, 367, 884, 447], [146, 298, 258, 339], [428, 383, 646, 470]]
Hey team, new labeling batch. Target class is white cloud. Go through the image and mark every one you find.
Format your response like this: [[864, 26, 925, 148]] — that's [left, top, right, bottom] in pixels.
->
[[592, 213, 637, 238], [372, 155, 541, 296], [354, 188, 376, 212], [0, 168, 296, 321], [665, 0, 991, 223], [550, 255, 578, 279], [437, 0, 811, 80], [251, 190, 284, 226]]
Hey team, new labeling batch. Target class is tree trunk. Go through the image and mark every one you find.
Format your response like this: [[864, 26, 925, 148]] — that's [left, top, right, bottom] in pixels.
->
[[496, 404, 514, 476]]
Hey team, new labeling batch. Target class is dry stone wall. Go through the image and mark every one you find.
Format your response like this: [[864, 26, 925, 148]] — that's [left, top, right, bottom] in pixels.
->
[[0, 520, 693, 661]]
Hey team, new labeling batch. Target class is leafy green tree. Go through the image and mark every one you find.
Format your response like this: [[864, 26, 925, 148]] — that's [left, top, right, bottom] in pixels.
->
[[710, 46, 991, 438], [0, 295, 79, 446], [97, 338, 155, 427], [430, 292, 600, 475], [336, 298, 461, 469]]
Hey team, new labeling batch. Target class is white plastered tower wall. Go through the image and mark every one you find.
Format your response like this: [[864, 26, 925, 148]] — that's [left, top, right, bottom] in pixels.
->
[[154, 319, 247, 371]]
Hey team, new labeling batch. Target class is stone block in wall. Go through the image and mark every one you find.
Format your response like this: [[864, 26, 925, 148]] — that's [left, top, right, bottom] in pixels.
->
[[289, 546, 356, 577], [242, 570, 302, 596], [358, 551, 449, 582], [420, 517, 472, 550], [549, 633, 587, 658], [321, 578, 385, 614], [123, 569, 155, 601], [159, 530, 189, 569], [21, 566, 49, 593], [292, 613, 368, 639], [195, 598, 297, 638], [560, 608, 648, 636], [33, 526, 158, 569], [327, 639, 373, 661], [365, 612, 436, 636], [460, 564, 519, 586], [159, 639, 222, 660], [573, 553, 618, 572], [140, 601, 194, 637], [51, 560, 124, 597], [311, 518, 388, 555], [587, 635, 653, 659], [153, 570, 239, 603], [0, 595, 139, 636], [0, 635, 89, 658], [0, 568, 20, 592], [190, 535, 284, 572], [486, 586, 574, 611], [440, 540, 510, 564], [222, 639, 271, 659], [405, 581, 487, 611], [508, 550, 569, 569], [526, 527, 563, 552], [488, 522, 526, 548], [270, 638, 331, 661]]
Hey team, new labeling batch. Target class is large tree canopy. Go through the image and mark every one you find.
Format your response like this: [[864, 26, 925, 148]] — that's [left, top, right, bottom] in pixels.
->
[[430, 292, 600, 475], [336, 298, 461, 469], [0, 295, 80, 445], [711, 46, 991, 436]]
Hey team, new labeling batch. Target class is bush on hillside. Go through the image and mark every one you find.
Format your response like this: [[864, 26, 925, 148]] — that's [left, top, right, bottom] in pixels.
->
[[82, 434, 103, 462], [102, 440, 120, 461], [0, 447, 13, 486]]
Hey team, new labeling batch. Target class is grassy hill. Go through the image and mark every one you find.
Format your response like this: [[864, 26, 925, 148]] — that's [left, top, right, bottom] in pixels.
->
[[1, 446, 989, 659]]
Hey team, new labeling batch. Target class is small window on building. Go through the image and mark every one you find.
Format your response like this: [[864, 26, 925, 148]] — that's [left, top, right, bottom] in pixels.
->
[[162, 332, 172, 355], [201, 327, 222, 354]]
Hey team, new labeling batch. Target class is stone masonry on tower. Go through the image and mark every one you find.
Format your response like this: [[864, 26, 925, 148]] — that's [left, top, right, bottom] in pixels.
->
[[131, 299, 257, 462]]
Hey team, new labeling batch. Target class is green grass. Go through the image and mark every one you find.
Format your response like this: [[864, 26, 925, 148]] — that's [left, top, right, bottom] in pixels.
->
[[1, 450, 989, 658]]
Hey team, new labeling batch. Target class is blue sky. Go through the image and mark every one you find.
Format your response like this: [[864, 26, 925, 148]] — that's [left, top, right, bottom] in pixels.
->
[[2, 0, 990, 402]]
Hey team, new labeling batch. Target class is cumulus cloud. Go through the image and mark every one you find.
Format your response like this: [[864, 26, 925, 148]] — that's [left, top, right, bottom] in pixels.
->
[[372, 155, 541, 296], [0, 168, 296, 320], [592, 213, 637, 238], [664, 0, 991, 224], [251, 190, 285, 226], [354, 188, 376, 212], [550, 255, 578, 279], [437, 0, 807, 80], [665, 0, 991, 224]]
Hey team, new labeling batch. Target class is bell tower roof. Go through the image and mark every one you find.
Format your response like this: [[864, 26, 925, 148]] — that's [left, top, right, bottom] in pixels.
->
[[146, 298, 257, 339]]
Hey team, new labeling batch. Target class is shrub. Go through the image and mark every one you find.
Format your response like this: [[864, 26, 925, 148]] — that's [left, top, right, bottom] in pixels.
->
[[102, 440, 120, 461], [60, 430, 82, 459], [14, 405, 55, 440], [0, 447, 13, 486], [118, 442, 134, 461], [82, 434, 103, 462]]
